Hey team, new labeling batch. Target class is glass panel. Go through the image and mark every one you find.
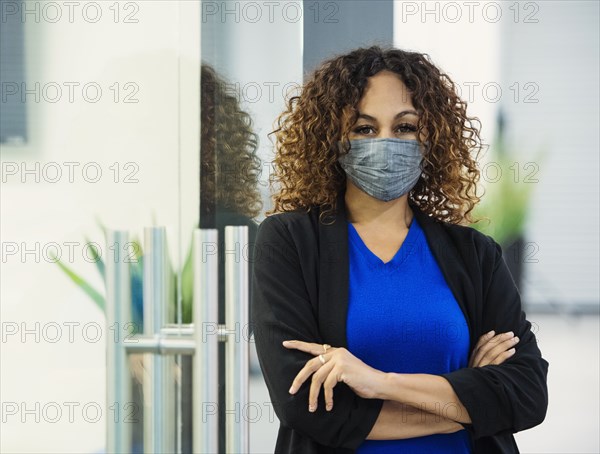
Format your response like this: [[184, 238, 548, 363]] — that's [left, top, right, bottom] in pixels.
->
[[1, 1, 199, 452], [199, 1, 303, 452]]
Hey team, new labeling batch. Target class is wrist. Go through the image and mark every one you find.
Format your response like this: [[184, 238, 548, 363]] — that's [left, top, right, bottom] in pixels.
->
[[377, 371, 401, 401]]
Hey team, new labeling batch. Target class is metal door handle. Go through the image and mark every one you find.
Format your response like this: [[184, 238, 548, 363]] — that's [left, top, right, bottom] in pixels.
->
[[143, 226, 175, 453], [106, 229, 133, 454], [193, 228, 219, 453], [225, 226, 250, 453]]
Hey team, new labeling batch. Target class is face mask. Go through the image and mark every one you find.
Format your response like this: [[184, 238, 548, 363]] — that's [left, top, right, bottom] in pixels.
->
[[337, 138, 424, 202]]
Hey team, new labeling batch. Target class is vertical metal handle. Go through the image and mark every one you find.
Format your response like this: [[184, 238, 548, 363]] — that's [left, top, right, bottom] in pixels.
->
[[193, 229, 219, 453], [225, 225, 250, 453], [143, 226, 175, 453], [106, 229, 133, 454]]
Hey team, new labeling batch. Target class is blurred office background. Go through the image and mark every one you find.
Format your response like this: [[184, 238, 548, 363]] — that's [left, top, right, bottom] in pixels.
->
[[1, 1, 598, 453]]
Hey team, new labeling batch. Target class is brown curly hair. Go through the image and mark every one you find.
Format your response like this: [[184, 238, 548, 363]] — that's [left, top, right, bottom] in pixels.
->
[[201, 63, 263, 219], [265, 45, 486, 226]]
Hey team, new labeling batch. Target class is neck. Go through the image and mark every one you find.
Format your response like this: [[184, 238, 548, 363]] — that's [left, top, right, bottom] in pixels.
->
[[343, 182, 413, 229]]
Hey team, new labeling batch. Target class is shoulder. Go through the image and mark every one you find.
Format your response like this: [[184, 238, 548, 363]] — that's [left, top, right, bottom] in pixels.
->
[[257, 209, 320, 238], [254, 210, 321, 260], [258, 210, 309, 227], [444, 220, 498, 247], [429, 215, 501, 265], [253, 210, 323, 274]]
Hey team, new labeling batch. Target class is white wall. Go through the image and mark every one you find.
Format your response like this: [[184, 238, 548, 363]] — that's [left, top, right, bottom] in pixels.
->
[[0, 2, 200, 452], [393, 0, 501, 146]]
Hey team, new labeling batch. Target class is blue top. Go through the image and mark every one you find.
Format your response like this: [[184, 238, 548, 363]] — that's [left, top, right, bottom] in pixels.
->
[[346, 215, 473, 453]]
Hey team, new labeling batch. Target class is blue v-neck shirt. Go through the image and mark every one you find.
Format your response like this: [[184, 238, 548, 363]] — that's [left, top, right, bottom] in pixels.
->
[[346, 216, 473, 453]]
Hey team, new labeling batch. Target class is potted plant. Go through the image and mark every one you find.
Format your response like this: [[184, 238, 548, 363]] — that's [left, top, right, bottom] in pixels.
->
[[469, 135, 547, 298]]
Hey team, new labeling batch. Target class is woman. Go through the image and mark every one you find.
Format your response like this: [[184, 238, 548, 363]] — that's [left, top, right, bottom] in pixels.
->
[[251, 45, 549, 454]]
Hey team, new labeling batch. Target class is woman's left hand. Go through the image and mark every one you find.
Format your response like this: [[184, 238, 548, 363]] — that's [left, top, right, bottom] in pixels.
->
[[282, 340, 387, 412]]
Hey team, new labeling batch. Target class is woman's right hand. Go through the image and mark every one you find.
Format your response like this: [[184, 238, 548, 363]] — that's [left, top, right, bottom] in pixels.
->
[[468, 330, 520, 367]]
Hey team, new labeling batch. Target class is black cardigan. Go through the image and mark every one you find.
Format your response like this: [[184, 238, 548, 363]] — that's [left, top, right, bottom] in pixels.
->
[[251, 191, 549, 454]]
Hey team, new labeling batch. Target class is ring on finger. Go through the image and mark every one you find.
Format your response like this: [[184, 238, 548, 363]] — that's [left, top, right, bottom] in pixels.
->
[[319, 354, 326, 365]]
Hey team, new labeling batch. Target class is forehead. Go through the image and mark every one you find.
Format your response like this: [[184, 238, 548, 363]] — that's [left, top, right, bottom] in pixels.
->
[[357, 70, 414, 112]]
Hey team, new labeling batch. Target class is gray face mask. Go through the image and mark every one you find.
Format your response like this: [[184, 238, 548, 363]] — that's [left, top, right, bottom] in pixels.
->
[[337, 138, 424, 202]]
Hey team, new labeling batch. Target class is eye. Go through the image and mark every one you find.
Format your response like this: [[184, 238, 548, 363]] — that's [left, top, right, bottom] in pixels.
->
[[352, 125, 375, 135], [397, 123, 418, 133]]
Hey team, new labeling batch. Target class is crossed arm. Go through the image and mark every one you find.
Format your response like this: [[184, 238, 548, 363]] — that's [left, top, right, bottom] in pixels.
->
[[284, 330, 518, 441], [366, 374, 469, 440], [281, 340, 503, 441], [368, 399, 464, 440]]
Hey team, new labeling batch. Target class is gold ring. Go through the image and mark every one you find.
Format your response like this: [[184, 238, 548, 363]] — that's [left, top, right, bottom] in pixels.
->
[[319, 354, 326, 365], [323, 344, 331, 353]]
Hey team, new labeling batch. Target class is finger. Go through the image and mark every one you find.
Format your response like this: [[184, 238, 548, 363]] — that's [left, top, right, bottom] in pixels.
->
[[322, 367, 341, 411], [472, 332, 508, 367], [469, 331, 497, 367], [308, 360, 335, 412], [480, 332, 517, 365], [474, 330, 496, 351], [481, 333, 517, 364], [489, 347, 517, 365], [283, 341, 334, 356], [471, 331, 513, 367], [288, 358, 321, 394], [282, 340, 317, 354], [485, 335, 519, 365]]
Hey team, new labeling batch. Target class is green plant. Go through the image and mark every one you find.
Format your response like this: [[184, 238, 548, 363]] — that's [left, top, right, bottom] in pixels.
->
[[51, 218, 194, 332], [469, 137, 547, 246]]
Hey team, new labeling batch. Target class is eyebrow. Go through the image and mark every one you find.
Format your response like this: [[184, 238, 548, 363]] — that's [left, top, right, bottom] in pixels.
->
[[357, 110, 419, 121]]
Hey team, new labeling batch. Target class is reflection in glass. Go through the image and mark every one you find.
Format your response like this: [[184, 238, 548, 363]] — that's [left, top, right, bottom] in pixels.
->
[[120, 62, 263, 453], [189, 63, 262, 452]]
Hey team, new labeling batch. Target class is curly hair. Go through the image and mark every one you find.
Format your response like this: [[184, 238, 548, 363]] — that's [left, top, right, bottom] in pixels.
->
[[265, 45, 485, 226], [201, 63, 263, 219]]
